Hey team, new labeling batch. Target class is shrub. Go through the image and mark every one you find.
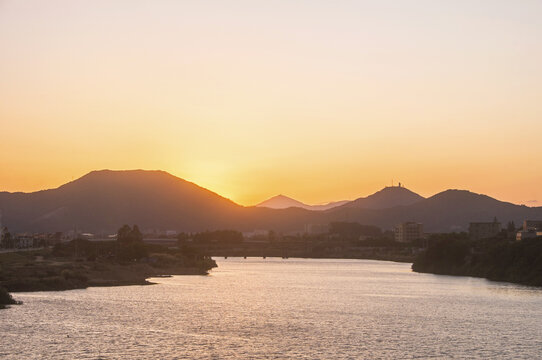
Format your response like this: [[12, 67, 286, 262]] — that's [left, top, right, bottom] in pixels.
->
[[0, 286, 19, 307]]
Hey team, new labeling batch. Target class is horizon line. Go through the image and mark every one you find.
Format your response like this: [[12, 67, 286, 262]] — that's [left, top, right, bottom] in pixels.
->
[[1, 168, 539, 209]]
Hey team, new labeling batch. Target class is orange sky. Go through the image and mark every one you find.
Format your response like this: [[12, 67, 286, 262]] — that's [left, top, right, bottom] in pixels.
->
[[1, 1, 541, 206]]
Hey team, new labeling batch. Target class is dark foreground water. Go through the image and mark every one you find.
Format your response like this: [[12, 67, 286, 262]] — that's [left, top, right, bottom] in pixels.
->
[[2, 258, 542, 359]]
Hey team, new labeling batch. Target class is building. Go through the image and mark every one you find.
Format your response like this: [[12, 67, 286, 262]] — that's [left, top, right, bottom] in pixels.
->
[[516, 229, 542, 241], [14, 235, 33, 249], [523, 220, 542, 231], [394, 222, 423, 243], [516, 220, 542, 241], [469, 220, 501, 240], [0, 227, 5, 247]]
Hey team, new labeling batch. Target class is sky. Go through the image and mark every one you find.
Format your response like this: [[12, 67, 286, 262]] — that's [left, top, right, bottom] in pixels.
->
[[1, 0, 541, 206]]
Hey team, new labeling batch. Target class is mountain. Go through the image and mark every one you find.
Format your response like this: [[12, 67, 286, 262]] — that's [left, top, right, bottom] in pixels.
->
[[326, 189, 542, 232], [0, 170, 243, 233], [2, 170, 542, 234], [256, 195, 308, 209], [397, 189, 541, 232], [340, 186, 424, 209], [0, 170, 320, 234], [256, 195, 349, 211]]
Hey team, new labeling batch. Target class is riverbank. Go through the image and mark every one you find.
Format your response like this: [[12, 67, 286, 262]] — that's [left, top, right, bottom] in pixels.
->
[[412, 235, 542, 287], [0, 245, 217, 294]]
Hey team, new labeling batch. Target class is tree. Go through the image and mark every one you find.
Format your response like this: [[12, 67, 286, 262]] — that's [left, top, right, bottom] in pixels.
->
[[329, 222, 382, 239], [130, 225, 143, 242], [116, 224, 147, 261], [3, 232, 13, 249], [117, 224, 143, 244], [117, 225, 132, 243], [1, 227, 12, 249]]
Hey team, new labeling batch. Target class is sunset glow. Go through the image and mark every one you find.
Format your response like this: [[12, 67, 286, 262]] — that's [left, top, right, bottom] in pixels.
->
[[1, 0, 541, 206]]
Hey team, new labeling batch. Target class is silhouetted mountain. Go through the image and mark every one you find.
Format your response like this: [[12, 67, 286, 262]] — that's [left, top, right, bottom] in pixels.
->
[[256, 195, 308, 209], [0, 170, 322, 234], [0, 170, 244, 233], [1, 171, 542, 234], [256, 195, 348, 211], [340, 186, 424, 209], [400, 189, 542, 232], [326, 189, 542, 232]]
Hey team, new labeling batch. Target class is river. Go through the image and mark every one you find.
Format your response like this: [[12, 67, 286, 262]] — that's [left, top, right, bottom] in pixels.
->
[[2, 258, 542, 359]]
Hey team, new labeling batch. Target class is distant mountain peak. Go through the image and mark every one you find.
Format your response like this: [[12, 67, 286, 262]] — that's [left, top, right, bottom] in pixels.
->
[[379, 185, 417, 192], [83, 169, 169, 178], [427, 188, 515, 207], [343, 185, 425, 210], [2, 171, 542, 234], [256, 195, 348, 211], [256, 195, 310, 209], [272, 194, 293, 200]]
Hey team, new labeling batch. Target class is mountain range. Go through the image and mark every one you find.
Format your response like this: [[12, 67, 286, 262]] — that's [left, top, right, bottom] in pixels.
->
[[1, 169, 542, 234], [256, 195, 349, 211]]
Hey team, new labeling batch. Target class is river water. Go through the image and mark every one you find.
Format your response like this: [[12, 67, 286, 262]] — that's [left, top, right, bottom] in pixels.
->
[[2, 258, 542, 359]]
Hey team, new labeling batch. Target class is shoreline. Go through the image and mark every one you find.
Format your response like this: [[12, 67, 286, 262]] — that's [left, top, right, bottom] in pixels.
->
[[411, 237, 542, 288], [1, 252, 412, 297], [0, 247, 217, 295], [4, 252, 540, 298], [216, 255, 542, 288], [4, 263, 215, 293], [411, 267, 542, 288]]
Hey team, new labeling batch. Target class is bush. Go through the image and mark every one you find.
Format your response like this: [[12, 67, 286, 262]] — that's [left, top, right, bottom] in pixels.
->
[[0, 286, 19, 308]]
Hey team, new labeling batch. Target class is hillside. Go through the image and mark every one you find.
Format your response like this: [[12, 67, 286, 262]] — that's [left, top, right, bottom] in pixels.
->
[[0, 170, 244, 233], [0, 170, 322, 234]]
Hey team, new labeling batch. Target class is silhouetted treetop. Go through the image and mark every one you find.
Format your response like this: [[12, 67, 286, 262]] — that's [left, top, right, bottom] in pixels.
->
[[117, 224, 143, 244]]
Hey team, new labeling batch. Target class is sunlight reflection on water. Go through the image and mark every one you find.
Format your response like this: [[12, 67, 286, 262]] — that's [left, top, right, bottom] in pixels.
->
[[2, 258, 542, 359]]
